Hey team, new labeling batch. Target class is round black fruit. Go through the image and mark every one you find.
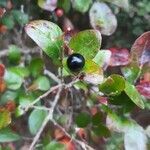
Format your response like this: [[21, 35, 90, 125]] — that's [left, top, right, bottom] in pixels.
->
[[67, 53, 85, 72]]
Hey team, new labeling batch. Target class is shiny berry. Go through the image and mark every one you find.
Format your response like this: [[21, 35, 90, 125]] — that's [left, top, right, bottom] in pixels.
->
[[67, 53, 85, 72]]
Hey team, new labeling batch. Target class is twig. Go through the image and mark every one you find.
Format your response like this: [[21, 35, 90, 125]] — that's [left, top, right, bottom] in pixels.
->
[[44, 69, 60, 84], [24, 84, 61, 111], [53, 121, 94, 150], [29, 87, 62, 150], [24, 79, 79, 112]]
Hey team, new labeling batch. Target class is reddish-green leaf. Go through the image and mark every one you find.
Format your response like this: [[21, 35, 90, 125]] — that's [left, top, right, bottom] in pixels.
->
[[131, 31, 150, 66], [109, 47, 130, 66], [136, 82, 150, 99]]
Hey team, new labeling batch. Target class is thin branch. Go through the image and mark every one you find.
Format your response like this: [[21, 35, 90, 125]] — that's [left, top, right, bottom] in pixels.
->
[[24, 79, 79, 112], [53, 121, 94, 150], [24, 84, 61, 111], [44, 69, 60, 84], [29, 87, 62, 150]]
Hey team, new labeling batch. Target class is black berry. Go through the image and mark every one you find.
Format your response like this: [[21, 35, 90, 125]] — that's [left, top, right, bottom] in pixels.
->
[[67, 53, 85, 72]]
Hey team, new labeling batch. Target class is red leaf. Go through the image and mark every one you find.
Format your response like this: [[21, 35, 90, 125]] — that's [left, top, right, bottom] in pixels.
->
[[7, 0, 13, 10], [77, 128, 88, 140], [0, 24, 7, 33], [0, 8, 6, 17], [59, 136, 76, 150], [0, 78, 6, 93], [136, 82, 150, 99], [109, 47, 130, 66], [6, 101, 16, 112], [0, 64, 5, 77], [131, 31, 150, 66], [98, 97, 108, 105]]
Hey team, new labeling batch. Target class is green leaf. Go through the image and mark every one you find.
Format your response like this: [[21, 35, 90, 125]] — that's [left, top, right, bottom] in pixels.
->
[[69, 30, 102, 59], [0, 110, 11, 129], [99, 74, 125, 95], [0, 128, 20, 142], [72, 0, 92, 13], [9, 67, 30, 78], [75, 112, 91, 128], [28, 109, 48, 135], [92, 112, 103, 126], [4, 69, 23, 90], [38, 0, 57, 11], [2, 14, 15, 29], [93, 50, 111, 68], [89, 2, 117, 36], [93, 124, 111, 137], [109, 92, 135, 112], [12, 10, 29, 26], [124, 125, 147, 150], [101, 0, 129, 11], [15, 106, 25, 117], [25, 20, 63, 64], [19, 95, 35, 107], [57, 0, 71, 13], [83, 60, 100, 74], [121, 63, 141, 84], [101, 105, 133, 132], [44, 141, 65, 150], [8, 45, 21, 64], [0, 1, 7, 7], [0, 91, 18, 105], [124, 81, 145, 109], [34, 76, 51, 91], [29, 58, 44, 78]]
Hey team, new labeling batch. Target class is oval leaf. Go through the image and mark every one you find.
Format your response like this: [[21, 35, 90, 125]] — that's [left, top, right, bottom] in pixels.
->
[[99, 74, 125, 95], [28, 109, 48, 135], [121, 63, 141, 84], [69, 30, 102, 59], [4, 69, 23, 90], [136, 82, 150, 99], [124, 81, 145, 109], [89, 2, 117, 36], [25, 20, 63, 64], [93, 50, 111, 70], [0, 128, 21, 142], [131, 31, 150, 66], [102, 0, 129, 11], [38, 0, 57, 11], [34, 76, 51, 91], [109, 47, 130, 66], [71, 0, 92, 13], [75, 112, 91, 128], [0, 110, 11, 129]]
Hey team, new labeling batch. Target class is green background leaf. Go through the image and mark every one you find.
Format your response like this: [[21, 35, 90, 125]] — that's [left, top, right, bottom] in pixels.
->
[[75, 112, 91, 128], [0, 128, 20, 143], [72, 0, 92, 13], [28, 109, 48, 135]]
